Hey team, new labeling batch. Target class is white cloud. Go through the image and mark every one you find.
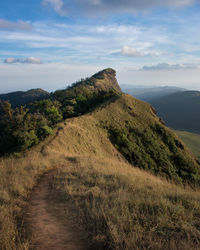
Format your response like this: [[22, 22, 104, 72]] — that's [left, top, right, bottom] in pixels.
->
[[4, 57, 42, 64], [25, 57, 42, 64], [1, 21, 199, 73], [141, 63, 199, 70], [42, 0, 68, 16], [121, 46, 160, 57], [4, 58, 20, 64], [121, 46, 144, 57], [42, 0, 197, 16], [0, 19, 32, 31]]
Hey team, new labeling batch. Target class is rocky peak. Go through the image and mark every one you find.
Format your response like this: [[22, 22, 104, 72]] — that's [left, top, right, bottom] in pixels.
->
[[92, 68, 122, 93]]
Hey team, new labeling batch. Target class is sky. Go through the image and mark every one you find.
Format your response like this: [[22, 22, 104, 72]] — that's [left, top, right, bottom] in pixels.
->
[[0, 0, 200, 93]]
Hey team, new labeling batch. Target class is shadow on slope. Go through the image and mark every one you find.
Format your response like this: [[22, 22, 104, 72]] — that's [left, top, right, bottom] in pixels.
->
[[1, 70, 200, 249]]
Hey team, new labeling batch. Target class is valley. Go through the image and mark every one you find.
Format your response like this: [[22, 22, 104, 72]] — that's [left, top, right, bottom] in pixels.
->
[[124, 86, 200, 134]]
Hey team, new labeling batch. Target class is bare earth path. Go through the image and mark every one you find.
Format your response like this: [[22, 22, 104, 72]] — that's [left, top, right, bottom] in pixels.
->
[[25, 171, 90, 250]]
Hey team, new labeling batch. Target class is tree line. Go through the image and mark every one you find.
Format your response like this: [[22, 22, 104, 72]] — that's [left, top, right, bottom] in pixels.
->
[[0, 78, 120, 156]]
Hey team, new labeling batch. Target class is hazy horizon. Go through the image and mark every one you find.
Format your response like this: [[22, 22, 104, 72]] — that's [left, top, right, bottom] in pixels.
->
[[1, 73, 200, 95]]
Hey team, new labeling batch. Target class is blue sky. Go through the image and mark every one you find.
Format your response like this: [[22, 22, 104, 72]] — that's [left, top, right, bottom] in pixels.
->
[[0, 0, 200, 93]]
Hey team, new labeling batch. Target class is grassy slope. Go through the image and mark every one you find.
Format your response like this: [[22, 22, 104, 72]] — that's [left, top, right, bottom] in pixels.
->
[[92, 94, 200, 184], [174, 130, 200, 160], [1, 94, 200, 249], [52, 157, 200, 249]]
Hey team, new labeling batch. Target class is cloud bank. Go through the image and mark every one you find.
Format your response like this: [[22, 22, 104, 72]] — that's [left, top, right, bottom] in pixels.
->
[[0, 19, 32, 31], [141, 63, 199, 71], [121, 46, 144, 57], [121, 46, 159, 57], [4, 57, 42, 64], [42, 0, 197, 16]]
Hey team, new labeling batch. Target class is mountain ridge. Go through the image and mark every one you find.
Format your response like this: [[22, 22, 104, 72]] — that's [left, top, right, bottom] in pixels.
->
[[122, 85, 186, 102], [0, 88, 50, 108], [1, 68, 200, 249]]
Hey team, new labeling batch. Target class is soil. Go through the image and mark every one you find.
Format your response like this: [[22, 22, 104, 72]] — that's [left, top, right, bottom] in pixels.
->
[[25, 171, 90, 250]]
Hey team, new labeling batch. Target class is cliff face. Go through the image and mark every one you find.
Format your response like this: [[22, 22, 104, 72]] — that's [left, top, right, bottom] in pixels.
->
[[92, 68, 122, 93]]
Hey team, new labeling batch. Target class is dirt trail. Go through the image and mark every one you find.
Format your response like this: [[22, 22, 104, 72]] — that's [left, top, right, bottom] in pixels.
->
[[25, 171, 89, 250]]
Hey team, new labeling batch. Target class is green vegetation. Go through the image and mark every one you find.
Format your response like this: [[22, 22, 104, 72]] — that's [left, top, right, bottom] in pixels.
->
[[174, 130, 200, 160], [92, 94, 200, 185], [0, 99, 60, 154], [0, 69, 121, 156], [108, 124, 199, 184], [1, 69, 200, 249], [1, 114, 200, 249], [54, 87, 119, 119]]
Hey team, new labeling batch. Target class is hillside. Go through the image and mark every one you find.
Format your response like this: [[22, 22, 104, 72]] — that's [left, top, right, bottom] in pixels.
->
[[0, 88, 50, 108], [151, 91, 200, 133], [0, 69, 121, 155], [174, 130, 200, 161], [44, 93, 200, 185], [1, 69, 200, 249], [1, 68, 198, 184], [122, 85, 185, 102]]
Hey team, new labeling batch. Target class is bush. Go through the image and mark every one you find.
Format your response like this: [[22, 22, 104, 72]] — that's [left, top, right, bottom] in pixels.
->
[[108, 123, 200, 185], [37, 125, 53, 139], [14, 130, 39, 150]]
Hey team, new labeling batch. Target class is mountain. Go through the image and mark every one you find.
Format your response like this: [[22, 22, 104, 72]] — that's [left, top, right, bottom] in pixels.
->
[[0, 69, 121, 155], [0, 88, 50, 108], [1, 69, 200, 249], [0, 68, 199, 183], [122, 85, 185, 102], [90, 68, 122, 93], [151, 91, 200, 133]]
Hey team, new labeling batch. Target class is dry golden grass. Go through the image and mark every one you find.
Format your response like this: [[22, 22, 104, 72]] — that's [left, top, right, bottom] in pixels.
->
[[0, 151, 59, 249], [0, 94, 200, 249], [51, 156, 200, 250]]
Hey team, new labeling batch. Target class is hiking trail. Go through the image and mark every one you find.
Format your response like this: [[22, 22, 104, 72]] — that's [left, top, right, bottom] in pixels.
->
[[25, 171, 90, 250]]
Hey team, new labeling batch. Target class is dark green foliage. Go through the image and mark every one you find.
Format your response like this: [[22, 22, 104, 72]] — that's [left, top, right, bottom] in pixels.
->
[[0, 101, 54, 154], [31, 99, 63, 125], [54, 82, 120, 119], [0, 73, 120, 155], [108, 122, 200, 185]]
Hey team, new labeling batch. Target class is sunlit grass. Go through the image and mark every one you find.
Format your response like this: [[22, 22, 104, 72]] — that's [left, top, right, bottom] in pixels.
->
[[1, 94, 200, 249], [52, 157, 200, 249]]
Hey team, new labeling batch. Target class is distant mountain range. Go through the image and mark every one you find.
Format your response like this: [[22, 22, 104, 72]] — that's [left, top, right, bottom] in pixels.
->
[[0, 88, 50, 108], [121, 85, 186, 102], [151, 91, 200, 133], [124, 86, 200, 134]]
